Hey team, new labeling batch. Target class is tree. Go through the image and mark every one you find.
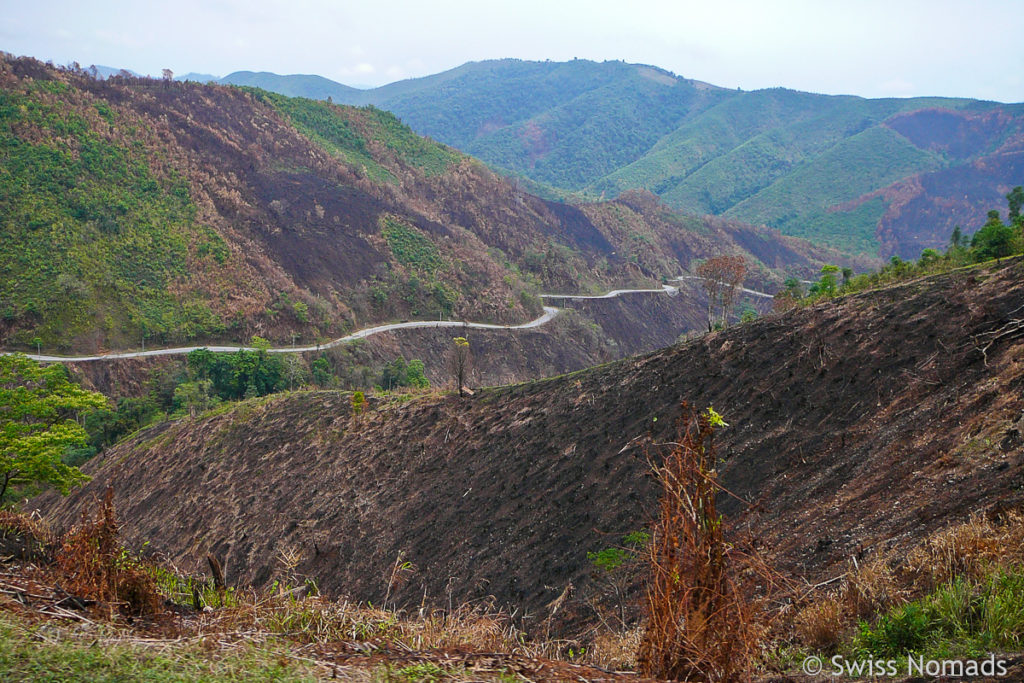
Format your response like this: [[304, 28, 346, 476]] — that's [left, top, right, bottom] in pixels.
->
[[809, 264, 839, 297], [311, 357, 333, 387], [1007, 186, 1023, 224], [950, 225, 966, 250], [161, 68, 173, 87], [0, 355, 107, 501], [971, 210, 1020, 261], [695, 256, 747, 331], [448, 337, 471, 397], [173, 379, 216, 417], [782, 277, 804, 298]]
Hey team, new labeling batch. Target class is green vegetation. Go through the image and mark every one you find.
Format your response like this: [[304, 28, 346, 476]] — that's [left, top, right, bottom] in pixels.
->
[[780, 187, 1024, 306], [0, 355, 107, 502], [185, 341, 287, 402], [971, 209, 1023, 261], [853, 568, 1024, 660], [232, 59, 1014, 257], [248, 88, 395, 183], [725, 126, 943, 254], [368, 216, 465, 318], [380, 217, 443, 272], [0, 614, 317, 682], [587, 531, 649, 573], [250, 90, 460, 181], [0, 80, 228, 348], [378, 356, 429, 391], [362, 105, 461, 176]]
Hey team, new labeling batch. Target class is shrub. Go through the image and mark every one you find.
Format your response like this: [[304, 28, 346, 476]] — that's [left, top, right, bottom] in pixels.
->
[[54, 489, 161, 616], [637, 404, 759, 681], [351, 391, 366, 416]]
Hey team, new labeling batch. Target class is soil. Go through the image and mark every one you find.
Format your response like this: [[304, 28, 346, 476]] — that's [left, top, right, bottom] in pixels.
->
[[38, 258, 1024, 640]]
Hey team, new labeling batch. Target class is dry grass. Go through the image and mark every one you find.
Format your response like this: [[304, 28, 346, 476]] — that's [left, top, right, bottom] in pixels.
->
[[586, 625, 643, 671], [793, 597, 844, 652], [2, 495, 662, 681], [790, 509, 1024, 651], [188, 593, 529, 654], [0, 508, 52, 562], [903, 510, 1024, 589], [844, 556, 902, 620]]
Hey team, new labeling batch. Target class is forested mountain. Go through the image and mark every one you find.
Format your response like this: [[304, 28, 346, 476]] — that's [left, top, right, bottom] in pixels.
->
[[222, 59, 1024, 258], [0, 55, 842, 354]]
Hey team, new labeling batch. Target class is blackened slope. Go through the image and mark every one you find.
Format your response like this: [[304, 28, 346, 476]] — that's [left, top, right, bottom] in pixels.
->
[[40, 260, 1024, 622]]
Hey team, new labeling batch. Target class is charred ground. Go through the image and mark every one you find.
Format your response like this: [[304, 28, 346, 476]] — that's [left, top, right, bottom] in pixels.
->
[[38, 258, 1024, 636]]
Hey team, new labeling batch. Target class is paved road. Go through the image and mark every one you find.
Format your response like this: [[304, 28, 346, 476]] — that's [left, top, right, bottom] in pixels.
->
[[540, 284, 680, 300], [673, 276, 775, 299], [6, 278, 773, 363]]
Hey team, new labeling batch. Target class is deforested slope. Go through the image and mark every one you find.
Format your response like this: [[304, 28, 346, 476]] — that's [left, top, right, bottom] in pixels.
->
[[39, 259, 1024, 624], [1, 55, 842, 358]]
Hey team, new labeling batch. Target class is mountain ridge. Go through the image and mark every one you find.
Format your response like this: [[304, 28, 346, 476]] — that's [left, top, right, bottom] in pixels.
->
[[218, 59, 1024, 258]]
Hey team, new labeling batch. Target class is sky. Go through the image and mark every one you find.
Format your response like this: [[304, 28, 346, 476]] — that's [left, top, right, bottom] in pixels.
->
[[2, 0, 1023, 102]]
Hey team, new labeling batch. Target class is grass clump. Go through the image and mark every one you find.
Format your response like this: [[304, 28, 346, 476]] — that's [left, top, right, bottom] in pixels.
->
[[854, 569, 1024, 659], [0, 613, 316, 682], [788, 511, 1024, 665]]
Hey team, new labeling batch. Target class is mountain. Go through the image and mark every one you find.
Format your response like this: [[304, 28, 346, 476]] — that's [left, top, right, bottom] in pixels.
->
[[39, 257, 1024, 622], [220, 70, 363, 101], [175, 72, 219, 83], [89, 65, 142, 79], [226, 59, 1024, 258], [0, 55, 844, 357]]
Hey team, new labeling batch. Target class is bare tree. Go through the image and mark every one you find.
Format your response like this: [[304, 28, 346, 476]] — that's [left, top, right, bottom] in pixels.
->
[[448, 336, 471, 397], [161, 68, 173, 89], [695, 256, 747, 330]]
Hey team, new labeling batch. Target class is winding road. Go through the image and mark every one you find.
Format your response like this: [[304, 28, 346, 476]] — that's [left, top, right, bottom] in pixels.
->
[[6, 278, 773, 363]]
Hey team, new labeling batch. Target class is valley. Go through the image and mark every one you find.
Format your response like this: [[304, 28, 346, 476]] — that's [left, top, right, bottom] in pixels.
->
[[0, 55, 843, 362], [2, 42, 1024, 683]]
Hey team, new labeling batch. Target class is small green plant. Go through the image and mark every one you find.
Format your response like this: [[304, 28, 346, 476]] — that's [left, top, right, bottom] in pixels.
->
[[351, 390, 366, 416], [855, 603, 932, 656], [588, 531, 650, 626], [588, 547, 628, 573], [392, 661, 451, 681], [705, 406, 728, 428]]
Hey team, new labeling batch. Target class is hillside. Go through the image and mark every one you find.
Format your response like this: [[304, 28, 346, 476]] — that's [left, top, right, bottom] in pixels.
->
[[0, 55, 841, 358], [228, 59, 1024, 258], [39, 258, 1024, 628]]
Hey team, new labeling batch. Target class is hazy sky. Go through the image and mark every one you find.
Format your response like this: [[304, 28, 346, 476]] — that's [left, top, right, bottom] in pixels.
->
[[3, 0, 1023, 101]]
